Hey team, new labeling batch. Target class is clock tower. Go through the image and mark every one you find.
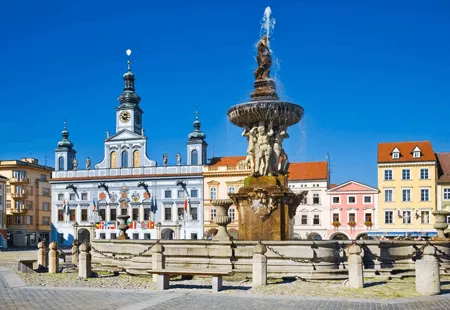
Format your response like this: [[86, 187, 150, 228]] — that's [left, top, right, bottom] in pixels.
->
[[115, 51, 143, 135]]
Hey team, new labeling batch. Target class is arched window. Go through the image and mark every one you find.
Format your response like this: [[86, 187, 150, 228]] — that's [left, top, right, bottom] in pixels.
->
[[228, 186, 235, 194], [110, 152, 117, 168], [58, 157, 64, 171], [133, 150, 140, 167], [191, 149, 198, 165], [121, 151, 128, 168], [210, 187, 217, 200]]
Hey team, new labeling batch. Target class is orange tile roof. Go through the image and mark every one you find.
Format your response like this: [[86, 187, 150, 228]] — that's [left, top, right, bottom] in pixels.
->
[[437, 152, 450, 183], [330, 184, 337, 188], [377, 141, 436, 163], [288, 161, 328, 181], [208, 156, 246, 167]]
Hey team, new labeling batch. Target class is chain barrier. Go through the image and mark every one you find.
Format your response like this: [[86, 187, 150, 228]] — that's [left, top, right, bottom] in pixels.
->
[[429, 243, 450, 260], [264, 242, 347, 265], [89, 242, 157, 261], [360, 243, 427, 262]]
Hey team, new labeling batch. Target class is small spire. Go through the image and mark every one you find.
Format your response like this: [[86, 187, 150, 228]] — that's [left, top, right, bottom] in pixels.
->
[[195, 111, 199, 120], [118, 49, 141, 105], [57, 120, 73, 149], [126, 49, 132, 71], [188, 111, 206, 141]]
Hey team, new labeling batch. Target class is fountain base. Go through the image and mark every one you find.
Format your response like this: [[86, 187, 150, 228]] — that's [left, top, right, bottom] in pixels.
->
[[230, 175, 304, 241]]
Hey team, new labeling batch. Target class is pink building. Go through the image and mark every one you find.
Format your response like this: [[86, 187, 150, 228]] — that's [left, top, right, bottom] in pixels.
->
[[326, 181, 379, 240]]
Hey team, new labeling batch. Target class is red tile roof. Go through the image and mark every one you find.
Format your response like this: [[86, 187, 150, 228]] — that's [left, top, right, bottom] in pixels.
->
[[377, 141, 436, 163], [330, 184, 337, 188], [437, 152, 450, 183], [288, 161, 328, 181], [208, 156, 246, 167]]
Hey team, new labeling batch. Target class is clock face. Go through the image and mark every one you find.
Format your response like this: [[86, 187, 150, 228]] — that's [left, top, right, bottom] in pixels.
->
[[135, 112, 141, 125], [120, 111, 131, 123]]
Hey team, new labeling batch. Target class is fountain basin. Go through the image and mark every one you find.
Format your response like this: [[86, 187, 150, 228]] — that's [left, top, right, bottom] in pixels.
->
[[227, 100, 304, 129]]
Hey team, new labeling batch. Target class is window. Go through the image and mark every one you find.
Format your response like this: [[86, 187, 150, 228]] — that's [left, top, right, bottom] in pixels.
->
[[164, 207, 172, 221], [42, 216, 50, 225], [26, 201, 33, 210], [42, 202, 49, 211], [332, 213, 339, 222], [313, 214, 320, 225], [144, 233, 151, 240], [384, 170, 393, 180], [177, 190, 184, 199], [81, 209, 88, 221], [228, 186, 235, 194], [110, 209, 116, 221], [6, 186, 10, 194], [144, 208, 151, 221], [365, 213, 372, 222], [385, 211, 393, 224], [58, 210, 64, 222], [402, 189, 411, 202], [26, 216, 33, 225], [190, 206, 198, 220], [110, 151, 116, 168], [27, 186, 33, 195], [313, 193, 320, 204], [58, 157, 64, 170], [15, 215, 23, 224], [100, 233, 106, 239], [132, 208, 139, 221], [81, 193, 88, 200], [191, 233, 198, 240], [392, 152, 400, 159], [69, 210, 75, 221], [191, 149, 198, 165], [447, 215, 450, 224], [69, 193, 76, 201], [301, 215, 307, 225], [402, 169, 410, 180], [6, 200, 11, 209], [121, 151, 128, 168], [42, 188, 50, 196], [384, 189, 393, 202], [364, 196, 372, 203], [177, 207, 184, 220], [111, 233, 117, 240], [191, 189, 198, 198], [99, 209, 106, 221], [58, 194, 64, 201], [133, 233, 139, 240], [40, 174, 47, 182], [332, 197, 340, 204], [133, 150, 140, 167], [421, 211, 430, 224], [420, 189, 429, 201], [348, 196, 356, 203], [210, 208, 216, 221], [210, 187, 217, 200], [349, 213, 356, 222], [443, 188, 450, 200], [121, 208, 128, 216], [164, 190, 172, 198], [228, 208, 236, 221], [402, 210, 411, 224], [420, 169, 429, 180], [413, 151, 421, 158]]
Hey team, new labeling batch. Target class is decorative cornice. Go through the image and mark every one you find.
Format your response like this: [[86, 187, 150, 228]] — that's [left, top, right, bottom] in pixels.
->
[[378, 161, 436, 168], [51, 172, 203, 182]]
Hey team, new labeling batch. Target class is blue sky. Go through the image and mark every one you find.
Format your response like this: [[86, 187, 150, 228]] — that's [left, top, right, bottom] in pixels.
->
[[1, 0, 449, 187]]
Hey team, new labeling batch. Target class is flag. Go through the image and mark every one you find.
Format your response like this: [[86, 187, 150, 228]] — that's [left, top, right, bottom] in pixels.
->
[[149, 221, 155, 229], [184, 197, 188, 212], [128, 221, 136, 229], [92, 198, 97, 212]]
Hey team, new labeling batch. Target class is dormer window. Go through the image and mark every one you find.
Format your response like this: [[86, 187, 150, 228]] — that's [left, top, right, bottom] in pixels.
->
[[412, 146, 421, 158], [392, 147, 400, 160]]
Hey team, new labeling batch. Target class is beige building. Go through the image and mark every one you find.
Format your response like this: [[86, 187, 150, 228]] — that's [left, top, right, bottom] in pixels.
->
[[0, 176, 7, 248], [203, 156, 250, 239], [436, 153, 450, 227], [0, 158, 53, 247]]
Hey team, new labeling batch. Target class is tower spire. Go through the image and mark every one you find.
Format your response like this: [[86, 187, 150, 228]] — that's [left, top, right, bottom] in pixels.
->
[[118, 49, 141, 105], [188, 111, 206, 141]]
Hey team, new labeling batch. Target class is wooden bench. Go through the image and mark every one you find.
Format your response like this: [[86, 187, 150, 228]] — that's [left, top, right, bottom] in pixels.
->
[[147, 269, 234, 292]]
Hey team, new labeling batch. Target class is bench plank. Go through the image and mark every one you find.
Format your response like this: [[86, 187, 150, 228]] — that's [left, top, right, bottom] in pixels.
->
[[147, 269, 233, 276]]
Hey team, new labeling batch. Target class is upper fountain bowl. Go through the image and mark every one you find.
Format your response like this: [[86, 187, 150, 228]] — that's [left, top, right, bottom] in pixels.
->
[[227, 100, 304, 129]]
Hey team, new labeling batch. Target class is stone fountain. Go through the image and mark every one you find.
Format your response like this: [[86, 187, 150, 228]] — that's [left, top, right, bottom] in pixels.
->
[[228, 7, 305, 241]]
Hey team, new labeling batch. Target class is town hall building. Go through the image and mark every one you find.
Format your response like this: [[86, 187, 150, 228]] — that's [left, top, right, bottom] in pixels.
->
[[50, 56, 207, 245]]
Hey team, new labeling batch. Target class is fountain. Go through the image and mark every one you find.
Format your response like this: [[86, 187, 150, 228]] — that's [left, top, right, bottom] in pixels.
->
[[228, 7, 305, 241]]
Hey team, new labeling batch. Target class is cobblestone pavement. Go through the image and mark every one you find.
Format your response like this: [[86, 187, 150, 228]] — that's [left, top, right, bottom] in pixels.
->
[[1, 268, 450, 309]]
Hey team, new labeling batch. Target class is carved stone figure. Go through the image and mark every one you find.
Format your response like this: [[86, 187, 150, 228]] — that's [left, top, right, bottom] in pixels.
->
[[106, 130, 110, 138], [141, 128, 145, 136], [255, 121, 274, 176], [254, 35, 272, 81], [176, 153, 181, 165], [242, 126, 258, 173], [273, 126, 289, 174], [163, 154, 168, 166], [86, 157, 91, 170], [73, 158, 78, 171]]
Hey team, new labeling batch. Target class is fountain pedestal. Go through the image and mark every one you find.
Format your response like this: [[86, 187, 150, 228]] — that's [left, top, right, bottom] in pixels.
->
[[117, 215, 130, 240], [230, 175, 304, 241]]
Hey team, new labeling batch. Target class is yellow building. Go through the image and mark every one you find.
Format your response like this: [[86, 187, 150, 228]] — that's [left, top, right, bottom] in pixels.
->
[[203, 156, 250, 239], [377, 141, 437, 237], [0, 158, 53, 247]]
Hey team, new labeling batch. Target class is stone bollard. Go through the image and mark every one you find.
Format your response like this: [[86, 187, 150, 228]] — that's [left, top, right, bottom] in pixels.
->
[[152, 243, 166, 285], [416, 245, 440, 295], [48, 242, 59, 274], [78, 243, 92, 279], [156, 223, 162, 240], [252, 243, 267, 286], [72, 241, 79, 265], [347, 243, 364, 288], [37, 241, 48, 269]]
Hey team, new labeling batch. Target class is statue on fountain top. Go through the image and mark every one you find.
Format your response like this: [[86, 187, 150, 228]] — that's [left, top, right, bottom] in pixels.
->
[[254, 35, 272, 81]]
